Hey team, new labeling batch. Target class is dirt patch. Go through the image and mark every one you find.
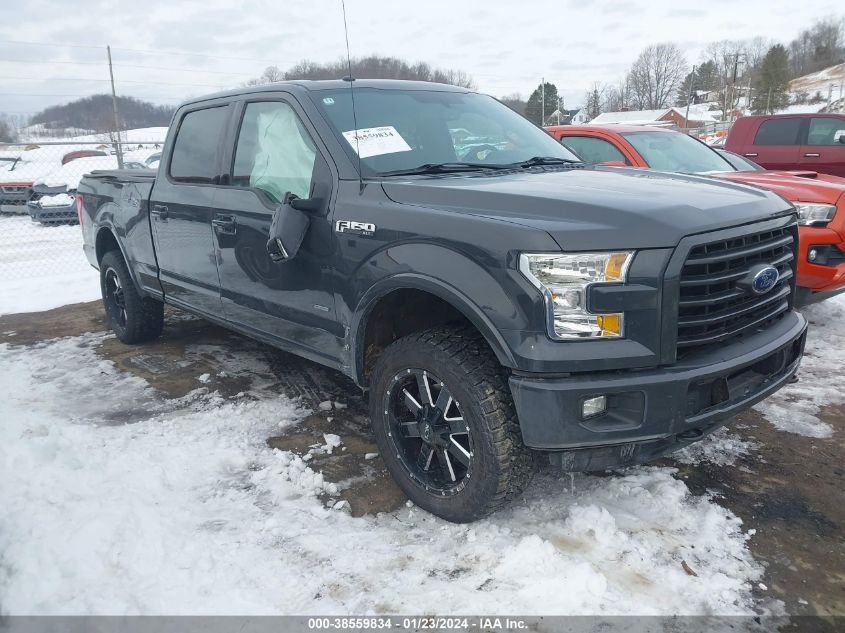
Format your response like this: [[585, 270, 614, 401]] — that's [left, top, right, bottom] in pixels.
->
[[669, 407, 845, 620], [0, 300, 106, 345], [267, 414, 406, 517]]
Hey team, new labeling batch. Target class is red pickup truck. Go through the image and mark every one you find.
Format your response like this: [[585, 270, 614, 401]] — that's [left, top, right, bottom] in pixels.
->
[[545, 124, 845, 304], [725, 113, 845, 177]]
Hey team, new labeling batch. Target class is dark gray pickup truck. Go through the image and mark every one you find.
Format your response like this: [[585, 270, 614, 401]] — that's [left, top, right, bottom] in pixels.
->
[[78, 80, 807, 522]]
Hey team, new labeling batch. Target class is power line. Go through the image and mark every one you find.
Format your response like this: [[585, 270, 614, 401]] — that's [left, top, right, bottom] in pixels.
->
[[0, 58, 252, 76], [0, 75, 231, 88], [0, 38, 284, 65], [0, 92, 185, 100]]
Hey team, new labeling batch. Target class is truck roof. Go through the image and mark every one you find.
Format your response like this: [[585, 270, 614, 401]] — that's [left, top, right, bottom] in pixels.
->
[[182, 79, 471, 108]]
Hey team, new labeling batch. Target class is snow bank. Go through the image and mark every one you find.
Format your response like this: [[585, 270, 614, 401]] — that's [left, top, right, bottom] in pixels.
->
[[0, 216, 99, 315], [753, 295, 845, 438], [0, 333, 767, 616]]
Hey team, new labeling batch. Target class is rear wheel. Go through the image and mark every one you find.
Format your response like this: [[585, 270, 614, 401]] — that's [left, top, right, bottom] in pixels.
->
[[100, 250, 163, 344], [370, 326, 533, 522]]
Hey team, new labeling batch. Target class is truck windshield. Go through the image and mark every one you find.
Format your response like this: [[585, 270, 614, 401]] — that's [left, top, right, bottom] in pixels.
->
[[622, 131, 735, 174], [312, 87, 580, 176]]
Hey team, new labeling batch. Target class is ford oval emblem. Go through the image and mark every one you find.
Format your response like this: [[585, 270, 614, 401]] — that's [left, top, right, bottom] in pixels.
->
[[751, 266, 779, 295]]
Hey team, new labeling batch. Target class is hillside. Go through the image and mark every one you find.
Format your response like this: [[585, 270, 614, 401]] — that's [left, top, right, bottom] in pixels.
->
[[789, 63, 845, 96], [29, 95, 175, 136]]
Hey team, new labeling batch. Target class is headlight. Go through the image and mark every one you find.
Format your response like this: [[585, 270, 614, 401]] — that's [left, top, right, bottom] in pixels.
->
[[519, 251, 634, 339], [794, 203, 836, 226]]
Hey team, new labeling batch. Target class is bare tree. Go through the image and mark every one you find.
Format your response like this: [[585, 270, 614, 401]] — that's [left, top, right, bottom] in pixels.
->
[[789, 17, 845, 76], [499, 93, 526, 116], [245, 66, 285, 86], [0, 118, 15, 143], [627, 43, 688, 110], [602, 78, 631, 112]]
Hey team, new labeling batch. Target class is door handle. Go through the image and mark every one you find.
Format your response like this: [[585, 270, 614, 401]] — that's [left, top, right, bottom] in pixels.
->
[[151, 204, 169, 220], [212, 215, 237, 235], [744, 153, 758, 157], [804, 153, 820, 158]]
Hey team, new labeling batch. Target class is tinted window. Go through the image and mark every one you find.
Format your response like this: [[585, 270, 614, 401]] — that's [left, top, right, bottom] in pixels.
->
[[559, 136, 628, 164], [621, 131, 733, 173], [169, 106, 228, 183], [231, 101, 317, 202], [753, 118, 802, 145], [807, 117, 845, 146], [312, 88, 579, 175]]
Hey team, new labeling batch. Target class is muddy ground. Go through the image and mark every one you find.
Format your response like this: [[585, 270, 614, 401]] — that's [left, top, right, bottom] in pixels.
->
[[1, 301, 842, 626]]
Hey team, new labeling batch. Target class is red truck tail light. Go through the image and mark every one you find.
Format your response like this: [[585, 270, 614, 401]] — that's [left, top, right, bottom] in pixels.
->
[[75, 193, 85, 225]]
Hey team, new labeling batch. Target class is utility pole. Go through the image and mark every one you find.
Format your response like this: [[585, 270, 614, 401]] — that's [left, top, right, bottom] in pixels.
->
[[541, 78, 545, 127], [685, 64, 697, 133], [107, 45, 124, 169]]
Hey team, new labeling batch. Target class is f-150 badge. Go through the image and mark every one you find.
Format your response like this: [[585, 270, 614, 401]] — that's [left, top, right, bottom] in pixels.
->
[[335, 220, 376, 236]]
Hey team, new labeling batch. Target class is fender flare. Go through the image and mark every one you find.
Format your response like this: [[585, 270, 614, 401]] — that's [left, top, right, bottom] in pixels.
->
[[93, 219, 145, 295], [350, 272, 517, 385]]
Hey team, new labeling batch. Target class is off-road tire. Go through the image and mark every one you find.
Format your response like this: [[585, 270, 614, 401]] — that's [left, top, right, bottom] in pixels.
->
[[100, 250, 164, 344], [369, 326, 534, 522]]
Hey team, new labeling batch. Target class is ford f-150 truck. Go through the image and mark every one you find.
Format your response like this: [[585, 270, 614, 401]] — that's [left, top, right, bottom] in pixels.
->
[[78, 80, 808, 523]]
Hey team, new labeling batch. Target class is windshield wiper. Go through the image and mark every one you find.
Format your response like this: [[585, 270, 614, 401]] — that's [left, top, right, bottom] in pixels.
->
[[515, 156, 583, 168], [379, 162, 512, 177]]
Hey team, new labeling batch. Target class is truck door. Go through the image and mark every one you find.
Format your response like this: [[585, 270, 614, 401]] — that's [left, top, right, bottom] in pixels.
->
[[743, 117, 803, 171], [800, 116, 845, 178], [210, 98, 343, 364], [149, 104, 231, 315]]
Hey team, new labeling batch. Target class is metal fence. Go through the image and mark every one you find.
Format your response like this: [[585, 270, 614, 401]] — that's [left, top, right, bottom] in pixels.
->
[[0, 140, 163, 281]]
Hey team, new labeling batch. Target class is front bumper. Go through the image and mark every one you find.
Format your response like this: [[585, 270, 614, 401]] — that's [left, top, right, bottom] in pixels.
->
[[509, 310, 807, 469], [27, 201, 77, 224]]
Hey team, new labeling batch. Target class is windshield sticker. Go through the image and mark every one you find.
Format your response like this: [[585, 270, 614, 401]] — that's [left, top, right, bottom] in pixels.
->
[[342, 126, 412, 159]]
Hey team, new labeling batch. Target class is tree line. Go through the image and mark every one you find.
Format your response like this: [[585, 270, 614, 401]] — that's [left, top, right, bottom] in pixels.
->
[[517, 15, 844, 125]]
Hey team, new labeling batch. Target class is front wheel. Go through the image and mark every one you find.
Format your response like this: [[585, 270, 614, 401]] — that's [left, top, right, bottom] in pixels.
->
[[369, 326, 534, 522], [100, 250, 164, 344]]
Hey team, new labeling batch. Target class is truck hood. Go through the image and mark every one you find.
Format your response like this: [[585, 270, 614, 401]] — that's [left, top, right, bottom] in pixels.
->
[[381, 167, 793, 250], [715, 170, 845, 205]]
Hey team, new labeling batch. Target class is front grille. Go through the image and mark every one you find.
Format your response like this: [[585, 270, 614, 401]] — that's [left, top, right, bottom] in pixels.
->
[[677, 223, 796, 353], [1, 186, 27, 194]]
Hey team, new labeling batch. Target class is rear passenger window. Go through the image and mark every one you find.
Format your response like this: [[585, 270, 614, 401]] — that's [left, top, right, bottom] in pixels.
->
[[559, 136, 628, 164], [753, 118, 802, 145], [169, 106, 228, 183], [807, 118, 845, 145], [231, 101, 317, 203]]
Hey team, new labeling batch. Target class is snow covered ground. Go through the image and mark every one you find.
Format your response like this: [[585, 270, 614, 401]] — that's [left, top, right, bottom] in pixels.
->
[[0, 332, 765, 616], [0, 227, 841, 617], [753, 297, 845, 439], [0, 215, 100, 315]]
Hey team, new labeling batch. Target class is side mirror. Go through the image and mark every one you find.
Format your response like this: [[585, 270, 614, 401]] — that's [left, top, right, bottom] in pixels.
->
[[265, 192, 318, 262], [837, 131, 845, 144]]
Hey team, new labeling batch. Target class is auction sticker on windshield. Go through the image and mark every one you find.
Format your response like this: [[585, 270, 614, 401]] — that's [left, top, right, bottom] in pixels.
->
[[342, 126, 412, 158]]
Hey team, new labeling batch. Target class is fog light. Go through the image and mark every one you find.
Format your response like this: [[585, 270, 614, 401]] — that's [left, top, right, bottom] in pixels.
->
[[582, 395, 607, 419], [808, 248, 818, 262]]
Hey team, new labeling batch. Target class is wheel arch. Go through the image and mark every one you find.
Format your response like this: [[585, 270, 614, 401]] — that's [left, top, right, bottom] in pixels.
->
[[351, 274, 517, 387]]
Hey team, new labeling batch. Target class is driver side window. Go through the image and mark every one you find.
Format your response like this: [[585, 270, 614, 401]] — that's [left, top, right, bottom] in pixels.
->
[[559, 136, 628, 164], [231, 101, 317, 203]]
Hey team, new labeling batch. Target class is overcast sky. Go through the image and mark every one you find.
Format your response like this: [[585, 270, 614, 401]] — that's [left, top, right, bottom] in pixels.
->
[[1, 0, 842, 118]]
